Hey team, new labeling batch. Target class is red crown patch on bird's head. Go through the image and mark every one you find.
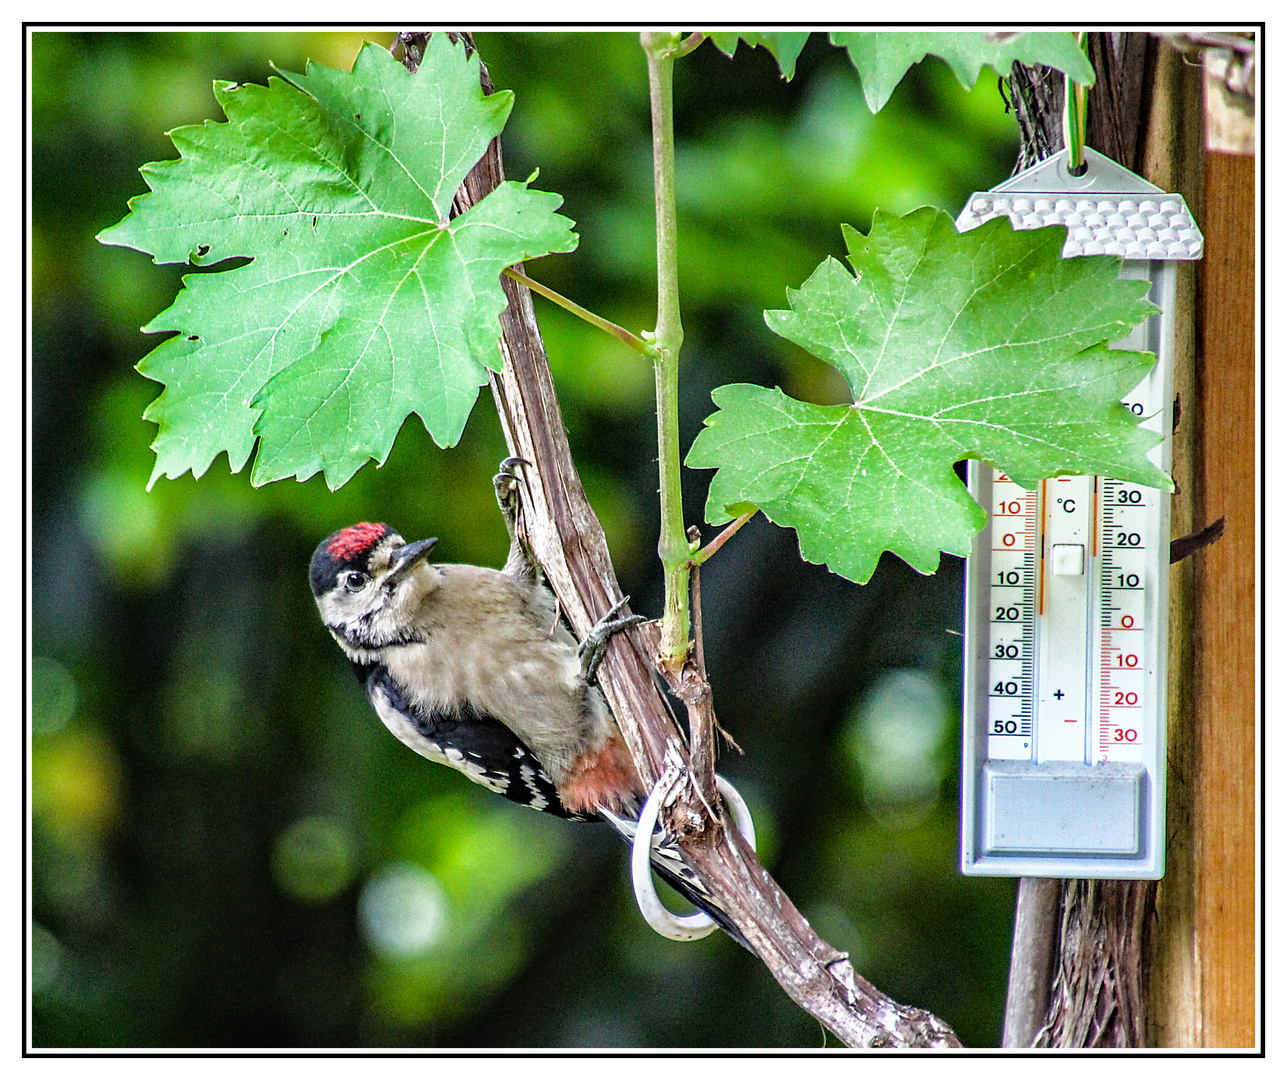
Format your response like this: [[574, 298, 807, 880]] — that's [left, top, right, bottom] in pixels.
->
[[310, 522, 396, 597], [326, 522, 391, 562]]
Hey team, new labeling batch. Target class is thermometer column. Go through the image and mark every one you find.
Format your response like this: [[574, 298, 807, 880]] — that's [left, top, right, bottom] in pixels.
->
[[986, 473, 1036, 760], [1037, 475, 1094, 763], [1094, 262, 1169, 767], [1097, 479, 1152, 760]]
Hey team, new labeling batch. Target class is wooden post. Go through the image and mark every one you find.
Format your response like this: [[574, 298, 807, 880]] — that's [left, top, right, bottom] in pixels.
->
[[1149, 37, 1257, 1050], [1146, 36, 1207, 1048], [1191, 123, 1258, 1054], [1001, 878, 1060, 1046]]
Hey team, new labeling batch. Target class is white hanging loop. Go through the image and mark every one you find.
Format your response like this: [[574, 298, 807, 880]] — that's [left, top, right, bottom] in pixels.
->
[[629, 749, 757, 941], [714, 772, 756, 853]]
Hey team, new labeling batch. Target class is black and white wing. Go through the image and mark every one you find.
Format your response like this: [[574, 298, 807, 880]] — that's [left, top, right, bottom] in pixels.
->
[[360, 663, 593, 821]]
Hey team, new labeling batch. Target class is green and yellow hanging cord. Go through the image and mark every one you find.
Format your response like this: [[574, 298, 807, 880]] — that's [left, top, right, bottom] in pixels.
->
[[1063, 32, 1090, 173]]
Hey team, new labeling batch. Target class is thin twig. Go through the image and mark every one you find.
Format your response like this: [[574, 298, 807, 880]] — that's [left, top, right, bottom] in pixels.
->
[[503, 266, 656, 358], [684, 562, 717, 808], [692, 559, 707, 681], [693, 509, 759, 566], [675, 32, 707, 58]]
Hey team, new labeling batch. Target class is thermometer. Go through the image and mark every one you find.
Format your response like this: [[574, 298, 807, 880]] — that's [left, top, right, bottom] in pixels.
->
[[956, 149, 1202, 878]]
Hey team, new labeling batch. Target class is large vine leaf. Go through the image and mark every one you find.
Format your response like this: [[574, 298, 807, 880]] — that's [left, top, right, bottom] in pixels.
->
[[686, 207, 1169, 584], [98, 36, 578, 489], [830, 31, 1096, 112]]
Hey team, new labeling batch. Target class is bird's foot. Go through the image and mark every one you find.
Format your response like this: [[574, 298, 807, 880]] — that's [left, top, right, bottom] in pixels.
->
[[579, 595, 648, 683], [493, 456, 530, 533]]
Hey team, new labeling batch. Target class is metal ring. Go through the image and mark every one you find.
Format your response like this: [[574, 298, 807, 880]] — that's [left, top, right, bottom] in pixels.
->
[[629, 767, 757, 941]]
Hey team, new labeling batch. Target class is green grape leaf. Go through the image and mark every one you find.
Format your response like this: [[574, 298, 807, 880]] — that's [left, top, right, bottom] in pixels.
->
[[686, 207, 1170, 584], [98, 36, 578, 489], [830, 31, 1096, 112], [707, 32, 811, 79]]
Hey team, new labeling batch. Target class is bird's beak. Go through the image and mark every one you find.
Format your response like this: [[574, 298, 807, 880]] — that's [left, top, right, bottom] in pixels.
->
[[386, 537, 438, 584]]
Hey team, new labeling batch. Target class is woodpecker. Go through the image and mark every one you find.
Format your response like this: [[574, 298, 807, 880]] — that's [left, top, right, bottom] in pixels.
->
[[309, 459, 747, 946]]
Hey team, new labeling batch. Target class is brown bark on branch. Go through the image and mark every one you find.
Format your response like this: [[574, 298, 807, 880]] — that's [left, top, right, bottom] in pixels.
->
[[421, 31, 962, 1049]]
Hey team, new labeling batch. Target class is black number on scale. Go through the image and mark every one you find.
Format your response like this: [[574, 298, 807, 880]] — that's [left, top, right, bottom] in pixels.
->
[[994, 643, 1020, 659], [996, 569, 1020, 585], [1116, 488, 1143, 504], [994, 606, 1021, 622], [1116, 532, 1142, 548]]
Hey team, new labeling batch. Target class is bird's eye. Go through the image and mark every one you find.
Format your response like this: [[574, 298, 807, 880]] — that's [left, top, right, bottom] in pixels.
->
[[342, 571, 369, 593]]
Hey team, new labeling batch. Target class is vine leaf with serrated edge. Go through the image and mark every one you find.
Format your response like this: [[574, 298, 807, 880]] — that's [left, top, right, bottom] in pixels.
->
[[707, 33, 811, 79], [686, 207, 1169, 585], [704, 31, 1094, 102], [830, 31, 1096, 112], [98, 36, 578, 490]]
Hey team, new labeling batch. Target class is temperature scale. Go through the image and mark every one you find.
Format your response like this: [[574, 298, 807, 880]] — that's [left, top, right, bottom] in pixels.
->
[[957, 149, 1203, 879]]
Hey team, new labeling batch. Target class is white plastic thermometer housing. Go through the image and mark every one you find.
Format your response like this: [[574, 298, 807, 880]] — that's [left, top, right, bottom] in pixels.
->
[[957, 149, 1202, 879]]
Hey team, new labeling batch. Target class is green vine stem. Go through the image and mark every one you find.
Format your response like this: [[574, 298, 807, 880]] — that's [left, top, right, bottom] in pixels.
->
[[641, 30, 691, 670], [507, 31, 754, 673]]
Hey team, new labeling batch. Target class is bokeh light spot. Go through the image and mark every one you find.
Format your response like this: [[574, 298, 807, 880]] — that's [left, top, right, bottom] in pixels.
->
[[845, 668, 952, 827], [272, 815, 356, 903], [31, 656, 78, 736], [358, 861, 448, 957]]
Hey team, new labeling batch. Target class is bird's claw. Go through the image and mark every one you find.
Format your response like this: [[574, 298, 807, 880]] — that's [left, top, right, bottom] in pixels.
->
[[579, 595, 648, 683], [493, 456, 530, 519]]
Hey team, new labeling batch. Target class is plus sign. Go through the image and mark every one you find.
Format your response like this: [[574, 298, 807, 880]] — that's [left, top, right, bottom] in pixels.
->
[[1053, 689, 1065, 700]]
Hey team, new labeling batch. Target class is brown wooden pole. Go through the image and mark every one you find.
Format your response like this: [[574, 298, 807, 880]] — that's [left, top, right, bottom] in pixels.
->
[[1191, 144, 1257, 1049], [1002, 878, 1061, 1046], [1148, 37, 1256, 1050], [1145, 35, 1207, 1048]]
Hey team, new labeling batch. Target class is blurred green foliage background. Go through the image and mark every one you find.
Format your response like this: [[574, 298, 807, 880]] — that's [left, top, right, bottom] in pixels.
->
[[31, 29, 1023, 1048]]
